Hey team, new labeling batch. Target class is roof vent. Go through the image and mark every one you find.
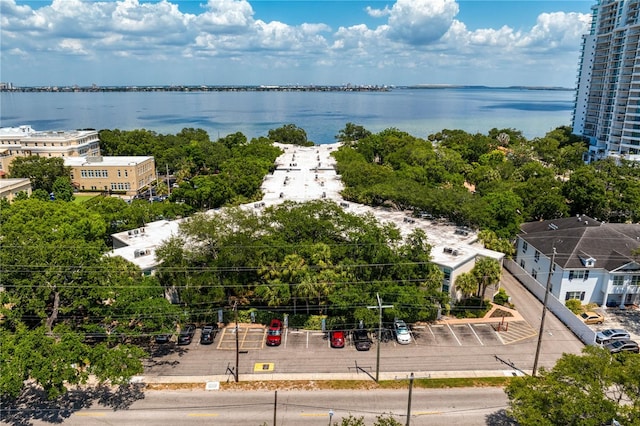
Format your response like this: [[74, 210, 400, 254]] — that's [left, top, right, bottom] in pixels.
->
[[548, 223, 558, 230]]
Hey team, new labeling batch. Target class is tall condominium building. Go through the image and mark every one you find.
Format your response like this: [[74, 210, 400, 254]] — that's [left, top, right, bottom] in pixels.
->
[[572, 0, 640, 163]]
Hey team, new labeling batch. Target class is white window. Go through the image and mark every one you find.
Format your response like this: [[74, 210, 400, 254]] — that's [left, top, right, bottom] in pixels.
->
[[534, 250, 540, 262], [522, 241, 528, 252], [613, 276, 624, 286]]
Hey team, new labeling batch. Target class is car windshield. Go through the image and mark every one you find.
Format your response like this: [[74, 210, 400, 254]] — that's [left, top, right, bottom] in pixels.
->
[[611, 341, 623, 348], [268, 329, 281, 336], [601, 330, 614, 337]]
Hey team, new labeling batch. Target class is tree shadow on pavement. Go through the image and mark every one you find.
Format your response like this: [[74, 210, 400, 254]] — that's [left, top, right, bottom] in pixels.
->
[[0, 383, 145, 426], [485, 409, 518, 425]]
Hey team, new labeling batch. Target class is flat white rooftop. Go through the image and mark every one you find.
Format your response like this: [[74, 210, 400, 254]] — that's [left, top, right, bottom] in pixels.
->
[[65, 156, 153, 167], [110, 142, 503, 271]]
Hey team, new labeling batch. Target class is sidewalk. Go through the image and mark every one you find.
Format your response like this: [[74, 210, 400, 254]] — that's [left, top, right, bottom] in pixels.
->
[[134, 369, 525, 386]]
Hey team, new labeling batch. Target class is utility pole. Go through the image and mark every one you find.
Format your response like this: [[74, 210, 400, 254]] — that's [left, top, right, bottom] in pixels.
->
[[367, 293, 393, 382], [406, 372, 414, 426], [533, 246, 556, 377], [273, 390, 277, 426], [234, 300, 239, 382], [166, 163, 171, 196]]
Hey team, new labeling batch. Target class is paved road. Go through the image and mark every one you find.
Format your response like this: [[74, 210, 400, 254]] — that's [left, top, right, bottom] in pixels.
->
[[5, 387, 512, 426]]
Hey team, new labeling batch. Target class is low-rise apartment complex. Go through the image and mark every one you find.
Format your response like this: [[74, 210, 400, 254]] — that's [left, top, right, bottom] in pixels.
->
[[0, 125, 155, 196], [66, 155, 155, 196]]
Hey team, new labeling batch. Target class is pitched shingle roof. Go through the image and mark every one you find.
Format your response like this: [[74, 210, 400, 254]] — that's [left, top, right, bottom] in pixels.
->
[[519, 215, 640, 270]]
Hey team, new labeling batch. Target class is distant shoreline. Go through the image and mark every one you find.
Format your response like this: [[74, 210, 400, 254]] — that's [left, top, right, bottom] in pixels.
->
[[0, 85, 391, 93], [405, 84, 574, 91], [0, 84, 574, 93]]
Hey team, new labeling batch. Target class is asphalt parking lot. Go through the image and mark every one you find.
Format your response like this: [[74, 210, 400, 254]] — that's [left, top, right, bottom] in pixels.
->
[[214, 322, 516, 350], [593, 307, 640, 342]]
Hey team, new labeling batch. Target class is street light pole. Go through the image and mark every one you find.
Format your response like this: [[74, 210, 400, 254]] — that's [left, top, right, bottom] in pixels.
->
[[532, 246, 556, 377]]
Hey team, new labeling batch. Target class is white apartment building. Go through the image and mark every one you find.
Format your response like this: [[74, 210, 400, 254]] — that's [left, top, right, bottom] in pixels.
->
[[572, 0, 640, 163], [515, 215, 640, 308]]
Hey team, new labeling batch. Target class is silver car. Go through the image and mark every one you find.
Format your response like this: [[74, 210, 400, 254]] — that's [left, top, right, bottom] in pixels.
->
[[595, 328, 630, 345], [604, 339, 639, 354]]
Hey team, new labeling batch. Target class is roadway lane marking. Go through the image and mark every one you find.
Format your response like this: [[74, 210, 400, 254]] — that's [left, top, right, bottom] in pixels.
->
[[468, 324, 484, 345], [300, 413, 329, 417], [446, 323, 462, 346], [187, 413, 219, 417], [414, 411, 443, 415], [74, 413, 106, 417]]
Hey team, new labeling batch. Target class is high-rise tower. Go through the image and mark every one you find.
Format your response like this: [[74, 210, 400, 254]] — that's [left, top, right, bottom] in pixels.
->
[[573, 0, 640, 162]]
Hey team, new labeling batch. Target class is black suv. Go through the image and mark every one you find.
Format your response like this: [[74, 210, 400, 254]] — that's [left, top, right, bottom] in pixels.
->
[[352, 329, 372, 351], [200, 324, 218, 345], [177, 324, 196, 345]]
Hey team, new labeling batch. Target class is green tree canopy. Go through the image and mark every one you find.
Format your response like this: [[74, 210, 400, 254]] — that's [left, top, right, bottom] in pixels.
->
[[506, 346, 640, 425], [8, 156, 70, 193], [268, 124, 313, 146]]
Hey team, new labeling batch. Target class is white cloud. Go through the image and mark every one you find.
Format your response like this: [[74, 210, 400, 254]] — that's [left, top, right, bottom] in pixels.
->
[[0, 0, 592, 86], [197, 0, 254, 32], [365, 5, 391, 18], [517, 12, 591, 50], [57, 39, 89, 56], [386, 0, 460, 45]]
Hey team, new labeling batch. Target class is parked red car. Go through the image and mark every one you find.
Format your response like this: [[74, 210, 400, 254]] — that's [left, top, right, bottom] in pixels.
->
[[266, 318, 283, 346], [330, 330, 345, 348]]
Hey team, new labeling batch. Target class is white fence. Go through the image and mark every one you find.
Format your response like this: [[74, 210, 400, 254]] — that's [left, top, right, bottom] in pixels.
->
[[505, 259, 596, 345]]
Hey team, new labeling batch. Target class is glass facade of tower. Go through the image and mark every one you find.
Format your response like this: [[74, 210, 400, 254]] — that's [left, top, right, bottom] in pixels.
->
[[573, 0, 640, 162]]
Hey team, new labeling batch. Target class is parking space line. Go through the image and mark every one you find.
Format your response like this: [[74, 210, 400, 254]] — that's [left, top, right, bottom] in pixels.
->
[[446, 323, 462, 346], [468, 324, 484, 346], [306, 331, 309, 348], [283, 328, 288, 348], [427, 325, 436, 338], [241, 328, 249, 347]]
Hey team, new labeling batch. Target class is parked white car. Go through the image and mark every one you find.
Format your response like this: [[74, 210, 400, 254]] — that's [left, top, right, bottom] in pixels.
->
[[394, 319, 411, 345]]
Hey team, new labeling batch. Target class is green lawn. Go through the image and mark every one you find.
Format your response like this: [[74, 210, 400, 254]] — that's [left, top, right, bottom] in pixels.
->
[[72, 194, 98, 203]]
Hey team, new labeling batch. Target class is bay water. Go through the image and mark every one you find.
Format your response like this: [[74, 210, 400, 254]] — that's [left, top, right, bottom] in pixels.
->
[[0, 87, 575, 143]]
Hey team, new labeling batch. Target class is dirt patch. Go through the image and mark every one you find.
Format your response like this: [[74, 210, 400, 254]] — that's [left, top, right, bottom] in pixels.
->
[[489, 308, 514, 318]]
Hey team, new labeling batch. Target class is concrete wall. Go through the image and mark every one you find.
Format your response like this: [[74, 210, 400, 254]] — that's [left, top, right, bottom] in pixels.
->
[[505, 259, 596, 345]]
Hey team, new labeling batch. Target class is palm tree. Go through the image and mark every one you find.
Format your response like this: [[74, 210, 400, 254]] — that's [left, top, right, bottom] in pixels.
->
[[472, 257, 502, 303], [454, 272, 477, 301]]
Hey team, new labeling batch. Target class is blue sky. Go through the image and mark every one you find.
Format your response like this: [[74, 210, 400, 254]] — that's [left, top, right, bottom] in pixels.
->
[[1, 0, 593, 87]]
